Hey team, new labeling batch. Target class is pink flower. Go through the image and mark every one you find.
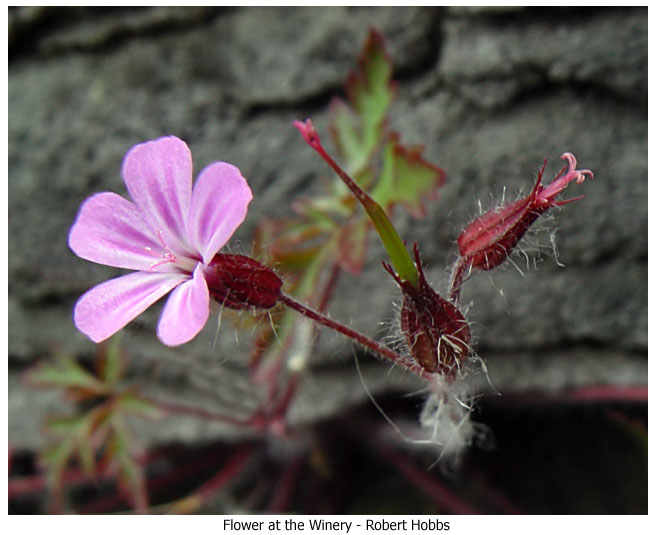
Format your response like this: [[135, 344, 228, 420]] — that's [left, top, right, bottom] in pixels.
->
[[68, 136, 253, 346]]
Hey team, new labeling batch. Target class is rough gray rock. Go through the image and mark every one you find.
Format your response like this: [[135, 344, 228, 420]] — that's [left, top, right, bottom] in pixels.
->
[[9, 7, 646, 451]]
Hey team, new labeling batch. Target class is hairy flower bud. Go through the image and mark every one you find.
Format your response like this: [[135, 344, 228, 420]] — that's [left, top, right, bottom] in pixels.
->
[[385, 244, 471, 380], [457, 152, 593, 272], [449, 153, 593, 302], [203, 254, 283, 310]]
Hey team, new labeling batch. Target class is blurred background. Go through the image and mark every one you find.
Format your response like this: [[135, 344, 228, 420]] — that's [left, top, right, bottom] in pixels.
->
[[8, 6, 646, 514]]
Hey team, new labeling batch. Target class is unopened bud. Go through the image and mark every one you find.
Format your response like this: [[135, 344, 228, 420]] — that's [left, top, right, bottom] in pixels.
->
[[385, 244, 471, 380], [203, 254, 283, 310], [457, 152, 593, 272]]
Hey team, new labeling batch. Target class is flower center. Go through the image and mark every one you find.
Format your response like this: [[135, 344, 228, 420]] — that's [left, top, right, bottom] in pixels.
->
[[146, 230, 198, 273]]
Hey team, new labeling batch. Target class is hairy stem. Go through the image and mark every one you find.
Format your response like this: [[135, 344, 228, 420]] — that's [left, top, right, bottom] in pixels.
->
[[279, 292, 424, 377], [140, 394, 254, 427], [449, 257, 469, 303], [295, 119, 419, 287]]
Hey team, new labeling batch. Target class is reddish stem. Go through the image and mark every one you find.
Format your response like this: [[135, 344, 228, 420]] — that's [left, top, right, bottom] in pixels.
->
[[295, 120, 374, 208], [194, 447, 253, 502], [294, 118, 418, 287], [449, 257, 468, 303], [266, 456, 305, 512], [146, 446, 232, 497], [273, 373, 301, 421], [485, 385, 648, 407], [279, 292, 424, 377], [9, 467, 111, 498], [566, 385, 648, 402], [76, 491, 131, 515], [371, 440, 482, 514], [140, 394, 254, 427]]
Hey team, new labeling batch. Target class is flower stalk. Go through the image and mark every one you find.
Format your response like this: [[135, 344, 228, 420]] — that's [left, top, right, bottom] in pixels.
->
[[278, 292, 425, 377], [294, 119, 419, 288]]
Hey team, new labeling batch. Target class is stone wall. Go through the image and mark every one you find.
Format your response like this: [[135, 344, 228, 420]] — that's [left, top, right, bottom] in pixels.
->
[[9, 7, 647, 449]]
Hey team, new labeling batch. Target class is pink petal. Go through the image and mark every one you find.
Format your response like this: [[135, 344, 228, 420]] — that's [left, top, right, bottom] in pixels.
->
[[156, 264, 209, 346], [68, 192, 174, 271], [187, 162, 253, 264], [121, 136, 193, 256], [74, 271, 188, 343]]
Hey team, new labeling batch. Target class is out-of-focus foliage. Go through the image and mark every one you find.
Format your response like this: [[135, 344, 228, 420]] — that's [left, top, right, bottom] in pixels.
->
[[25, 338, 162, 511]]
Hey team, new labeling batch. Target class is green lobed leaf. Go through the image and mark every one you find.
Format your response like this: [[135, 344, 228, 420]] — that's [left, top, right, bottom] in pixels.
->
[[371, 133, 446, 218], [116, 390, 165, 420], [41, 441, 77, 491], [97, 336, 124, 388], [348, 30, 395, 144], [27, 356, 107, 395], [108, 417, 148, 511], [330, 29, 396, 177], [330, 99, 364, 173], [43, 414, 101, 484]]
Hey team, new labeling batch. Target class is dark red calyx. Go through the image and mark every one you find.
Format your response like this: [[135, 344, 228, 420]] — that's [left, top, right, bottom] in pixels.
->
[[203, 254, 283, 310], [457, 153, 593, 273], [457, 195, 546, 272], [385, 244, 471, 380]]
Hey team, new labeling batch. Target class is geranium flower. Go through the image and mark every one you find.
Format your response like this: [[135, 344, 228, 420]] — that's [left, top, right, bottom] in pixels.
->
[[69, 136, 253, 346]]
